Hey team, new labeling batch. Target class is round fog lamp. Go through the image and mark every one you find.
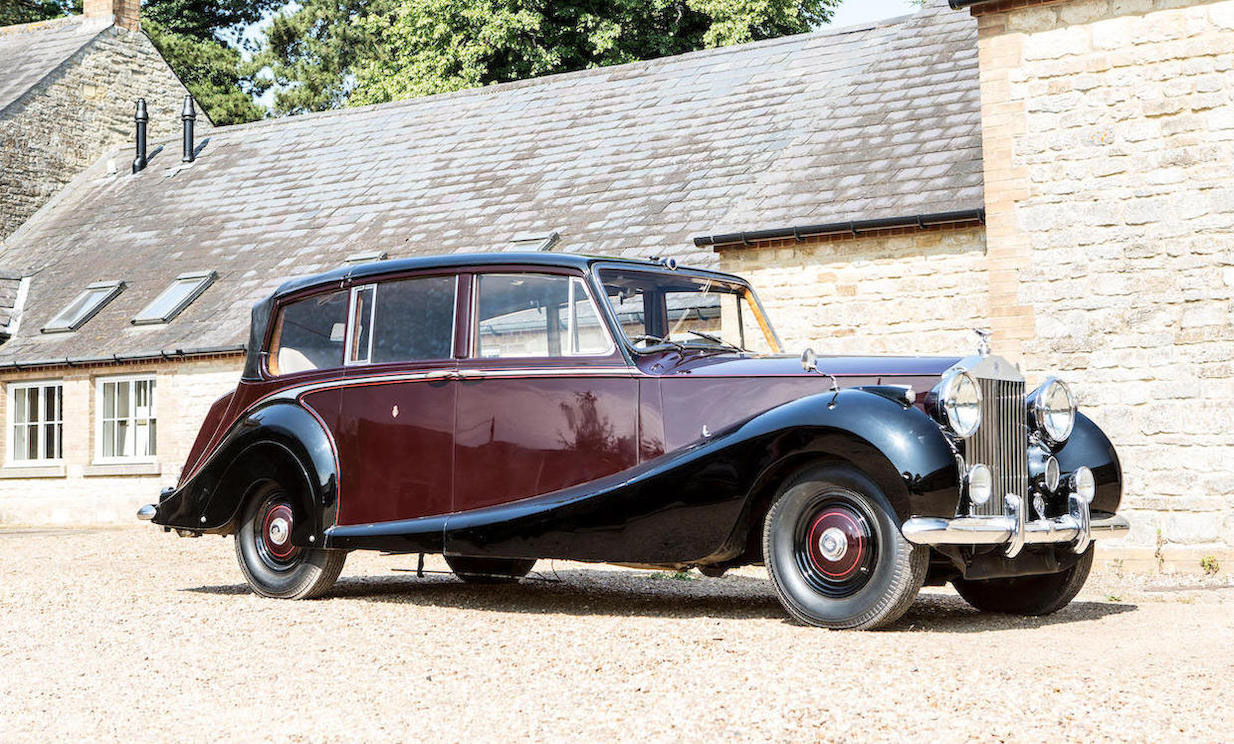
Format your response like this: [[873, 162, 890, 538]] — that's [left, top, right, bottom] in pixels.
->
[[968, 464, 992, 507], [1072, 466, 1095, 504], [1045, 456, 1061, 493]]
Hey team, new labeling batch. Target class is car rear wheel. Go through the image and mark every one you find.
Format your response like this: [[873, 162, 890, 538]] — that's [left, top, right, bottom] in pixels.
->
[[234, 481, 346, 599], [444, 555, 536, 584], [953, 546, 1094, 616], [763, 463, 927, 630]]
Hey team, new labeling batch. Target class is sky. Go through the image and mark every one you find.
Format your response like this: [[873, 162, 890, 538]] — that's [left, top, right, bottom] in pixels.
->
[[830, 0, 923, 27]]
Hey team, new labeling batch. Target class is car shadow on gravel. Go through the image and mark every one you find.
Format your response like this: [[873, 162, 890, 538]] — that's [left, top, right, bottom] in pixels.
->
[[187, 569, 1137, 628], [887, 592, 1137, 632]]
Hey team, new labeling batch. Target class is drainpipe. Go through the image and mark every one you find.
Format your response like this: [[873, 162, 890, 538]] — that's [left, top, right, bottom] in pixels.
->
[[132, 98, 148, 174], [181, 95, 197, 163]]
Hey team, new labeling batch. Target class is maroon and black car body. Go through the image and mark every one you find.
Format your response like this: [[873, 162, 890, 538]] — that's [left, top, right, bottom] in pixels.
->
[[142, 253, 1130, 629]]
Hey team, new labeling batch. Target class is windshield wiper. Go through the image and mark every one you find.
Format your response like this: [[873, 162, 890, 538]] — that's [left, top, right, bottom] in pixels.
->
[[628, 334, 684, 352], [683, 330, 747, 352]]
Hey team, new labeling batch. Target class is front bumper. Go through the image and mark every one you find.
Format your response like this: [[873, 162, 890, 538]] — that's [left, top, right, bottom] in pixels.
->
[[901, 493, 1130, 558]]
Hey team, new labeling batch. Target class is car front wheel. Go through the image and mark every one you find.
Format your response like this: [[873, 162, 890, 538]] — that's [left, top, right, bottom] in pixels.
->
[[234, 481, 346, 599], [953, 546, 1094, 616], [763, 463, 927, 630]]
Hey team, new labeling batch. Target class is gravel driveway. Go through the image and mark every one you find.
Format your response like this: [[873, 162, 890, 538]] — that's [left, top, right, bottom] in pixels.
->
[[1, 527, 1231, 742]]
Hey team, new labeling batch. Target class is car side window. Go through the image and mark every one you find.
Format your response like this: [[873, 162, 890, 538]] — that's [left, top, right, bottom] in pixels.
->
[[268, 290, 348, 375], [475, 274, 612, 358], [368, 275, 456, 364]]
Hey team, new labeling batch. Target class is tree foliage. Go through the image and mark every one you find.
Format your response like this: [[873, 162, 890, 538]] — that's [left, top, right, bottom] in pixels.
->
[[261, 0, 839, 113], [0, 0, 79, 27]]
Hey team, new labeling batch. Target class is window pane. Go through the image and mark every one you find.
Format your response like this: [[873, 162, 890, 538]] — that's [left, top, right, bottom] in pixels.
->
[[45, 287, 107, 330], [103, 421, 115, 458], [117, 381, 130, 420], [476, 274, 608, 359], [115, 419, 129, 458], [103, 382, 116, 419], [50, 422, 62, 460], [146, 419, 157, 457], [43, 421, 55, 460], [347, 286, 375, 364], [13, 425, 27, 461], [12, 387, 27, 425], [371, 276, 455, 364], [133, 274, 213, 324], [563, 278, 610, 355], [269, 291, 348, 374]]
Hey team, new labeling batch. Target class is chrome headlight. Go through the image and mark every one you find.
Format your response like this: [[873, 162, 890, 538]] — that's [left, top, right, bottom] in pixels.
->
[[938, 370, 982, 439], [1029, 377, 1076, 444]]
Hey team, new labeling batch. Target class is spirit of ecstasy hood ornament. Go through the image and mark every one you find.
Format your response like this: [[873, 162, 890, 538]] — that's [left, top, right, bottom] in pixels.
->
[[974, 329, 992, 357]]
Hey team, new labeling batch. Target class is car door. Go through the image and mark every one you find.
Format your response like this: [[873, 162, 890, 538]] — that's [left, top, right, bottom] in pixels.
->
[[331, 273, 461, 525], [451, 270, 639, 513]]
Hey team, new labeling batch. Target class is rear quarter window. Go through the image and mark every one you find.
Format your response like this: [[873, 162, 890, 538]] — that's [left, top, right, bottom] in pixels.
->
[[268, 290, 348, 375]]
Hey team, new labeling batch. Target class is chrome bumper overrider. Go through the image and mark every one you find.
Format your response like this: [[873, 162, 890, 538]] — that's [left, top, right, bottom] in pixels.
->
[[137, 504, 156, 521], [901, 493, 1130, 558]]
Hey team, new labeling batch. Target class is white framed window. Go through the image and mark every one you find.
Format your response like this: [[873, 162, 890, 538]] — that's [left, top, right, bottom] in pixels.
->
[[7, 381, 63, 464], [95, 376, 157, 462]]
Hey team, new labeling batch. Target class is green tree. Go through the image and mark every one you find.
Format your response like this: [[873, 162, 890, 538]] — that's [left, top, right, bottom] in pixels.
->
[[261, 0, 392, 116], [260, 0, 838, 113], [0, 0, 79, 27], [141, 0, 281, 125]]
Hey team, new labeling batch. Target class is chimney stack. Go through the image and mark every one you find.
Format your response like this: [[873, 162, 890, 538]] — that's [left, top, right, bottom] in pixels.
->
[[181, 96, 197, 163], [84, 0, 140, 31], [132, 98, 148, 174]]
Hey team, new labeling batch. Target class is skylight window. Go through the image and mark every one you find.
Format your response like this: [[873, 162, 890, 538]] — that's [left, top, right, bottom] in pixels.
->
[[42, 281, 125, 333], [132, 271, 217, 325]]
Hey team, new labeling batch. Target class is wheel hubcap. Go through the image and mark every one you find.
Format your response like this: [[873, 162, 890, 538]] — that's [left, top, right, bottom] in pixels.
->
[[818, 526, 848, 562], [796, 497, 878, 598], [256, 499, 301, 568]]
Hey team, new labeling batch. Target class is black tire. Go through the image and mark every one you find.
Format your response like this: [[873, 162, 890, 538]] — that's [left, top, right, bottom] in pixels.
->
[[763, 463, 927, 630], [445, 555, 536, 584], [953, 546, 1094, 616], [234, 481, 346, 599]]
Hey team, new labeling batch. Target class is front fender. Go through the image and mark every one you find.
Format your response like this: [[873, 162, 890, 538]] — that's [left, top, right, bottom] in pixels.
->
[[153, 402, 340, 540], [1054, 411, 1122, 515], [740, 389, 962, 521]]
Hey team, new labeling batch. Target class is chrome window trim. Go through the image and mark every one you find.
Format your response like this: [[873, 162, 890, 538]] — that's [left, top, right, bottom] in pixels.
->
[[469, 271, 618, 360], [343, 283, 377, 367]]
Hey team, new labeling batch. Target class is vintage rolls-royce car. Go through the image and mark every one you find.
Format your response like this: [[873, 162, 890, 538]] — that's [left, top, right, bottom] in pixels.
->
[[139, 253, 1129, 629]]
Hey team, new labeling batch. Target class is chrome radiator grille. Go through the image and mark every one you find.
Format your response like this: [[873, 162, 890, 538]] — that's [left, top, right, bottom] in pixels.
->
[[966, 377, 1028, 516]]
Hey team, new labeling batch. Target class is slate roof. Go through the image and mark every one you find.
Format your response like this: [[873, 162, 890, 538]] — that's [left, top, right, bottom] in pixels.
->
[[0, 15, 112, 116], [0, 0, 980, 367]]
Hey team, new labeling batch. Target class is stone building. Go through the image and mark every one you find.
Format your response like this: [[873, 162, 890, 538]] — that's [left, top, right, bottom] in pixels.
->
[[0, 0, 211, 240], [0, 0, 1229, 570], [716, 0, 1234, 570]]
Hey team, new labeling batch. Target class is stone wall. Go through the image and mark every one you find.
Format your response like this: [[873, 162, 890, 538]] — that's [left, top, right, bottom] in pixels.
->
[[717, 226, 992, 357], [972, 0, 1234, 567], [0, 23, 207, 240], [0, 356, 242, 525]]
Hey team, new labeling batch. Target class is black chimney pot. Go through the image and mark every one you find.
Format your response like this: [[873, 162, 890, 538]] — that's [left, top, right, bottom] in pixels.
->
[[181, 95, 197, 163], [132, 98, 148, 174]]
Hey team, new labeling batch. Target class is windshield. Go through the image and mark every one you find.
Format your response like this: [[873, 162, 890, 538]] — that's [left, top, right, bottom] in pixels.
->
[[598, 268, 782, 354]]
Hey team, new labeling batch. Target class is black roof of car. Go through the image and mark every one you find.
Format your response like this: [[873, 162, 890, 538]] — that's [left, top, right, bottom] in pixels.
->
[[270, 252, 750, 300]]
